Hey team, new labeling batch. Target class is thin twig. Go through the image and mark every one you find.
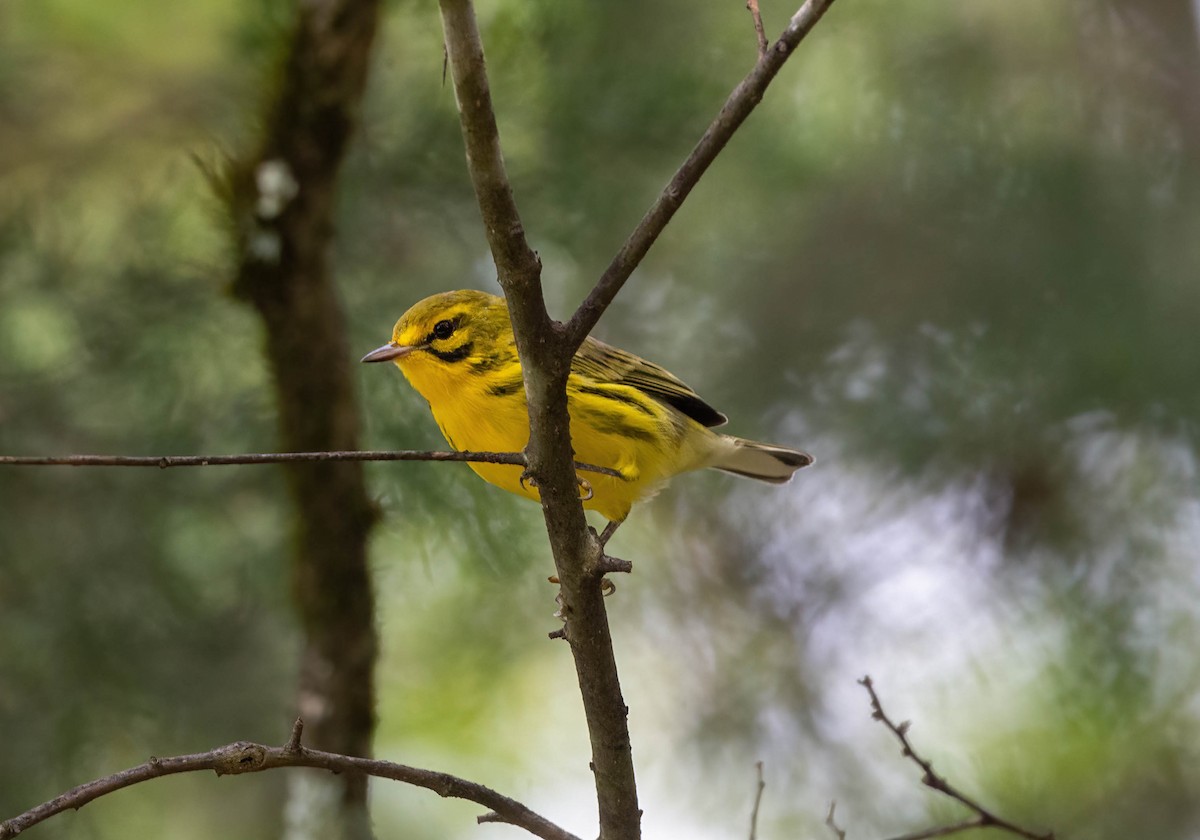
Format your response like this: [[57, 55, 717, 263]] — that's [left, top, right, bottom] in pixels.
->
[[285, 718, 305, 753], [746, 0, 770, 58], [748, 762, 766, 840], [565, 0, 839, 351], [0, 725, 580, 840], [858, 677, 1056, 840], [0, 450, 625, 480], [882, 818, 991, 840], [828, 798, 987, 840], [825, 801, 846, 840]]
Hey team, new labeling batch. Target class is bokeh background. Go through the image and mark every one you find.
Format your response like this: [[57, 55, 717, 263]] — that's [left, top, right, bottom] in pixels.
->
[[3, 0, 1200, 837]]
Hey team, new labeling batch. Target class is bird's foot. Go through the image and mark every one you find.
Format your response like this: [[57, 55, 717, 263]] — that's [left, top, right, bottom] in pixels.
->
[[547, 576, 568, 639], [548, 567, 625, 600], [552, 581, 565, 616], [519, 472, 591, 502]]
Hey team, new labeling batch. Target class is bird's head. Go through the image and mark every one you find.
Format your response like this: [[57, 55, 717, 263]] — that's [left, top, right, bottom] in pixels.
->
[[361, 289, 515, 395]]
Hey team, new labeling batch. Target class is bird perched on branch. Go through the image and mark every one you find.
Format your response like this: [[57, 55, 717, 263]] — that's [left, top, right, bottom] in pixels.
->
[[362, 290, 811, 543]]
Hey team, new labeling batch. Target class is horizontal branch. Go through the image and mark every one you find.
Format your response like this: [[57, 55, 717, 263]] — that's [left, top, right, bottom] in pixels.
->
[[0, 720, 581, 840], [0, 450, 624, 480]]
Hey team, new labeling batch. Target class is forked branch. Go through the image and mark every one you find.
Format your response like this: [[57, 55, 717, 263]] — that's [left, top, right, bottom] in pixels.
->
[[851, 677, 1056, 840], [438, 2, 643, 838], [437, 2, 840, 839]]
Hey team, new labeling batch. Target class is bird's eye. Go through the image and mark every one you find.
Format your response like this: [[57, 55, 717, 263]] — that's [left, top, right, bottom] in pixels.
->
[[433, 319, 455, 340]]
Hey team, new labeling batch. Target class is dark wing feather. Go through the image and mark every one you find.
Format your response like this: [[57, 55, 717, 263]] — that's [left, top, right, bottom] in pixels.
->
[[573, 337, 728, 428]]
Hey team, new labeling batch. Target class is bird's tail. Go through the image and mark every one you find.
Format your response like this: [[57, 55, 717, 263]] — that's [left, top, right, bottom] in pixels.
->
[[710, 437, 813, 484]]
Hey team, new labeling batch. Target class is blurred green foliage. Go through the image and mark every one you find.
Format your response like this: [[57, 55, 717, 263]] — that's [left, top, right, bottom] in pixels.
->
[[3, 0, 1200, 838]]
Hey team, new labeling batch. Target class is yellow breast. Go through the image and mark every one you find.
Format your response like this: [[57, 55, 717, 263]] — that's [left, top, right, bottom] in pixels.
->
[[398, 353, 715, 523]]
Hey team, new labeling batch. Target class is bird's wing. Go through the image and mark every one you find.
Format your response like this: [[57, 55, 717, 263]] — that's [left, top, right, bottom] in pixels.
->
[[573, 336, 728, 428]]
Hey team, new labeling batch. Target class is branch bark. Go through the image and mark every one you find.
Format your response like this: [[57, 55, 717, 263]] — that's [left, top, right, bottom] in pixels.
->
[[0, 724, 580, 840], [223, 0, 382, 834], [746, 0, 770, 58], [437, 2, 640, 838]]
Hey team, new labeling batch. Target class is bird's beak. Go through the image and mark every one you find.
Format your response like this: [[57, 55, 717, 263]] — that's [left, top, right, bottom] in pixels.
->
[[360, 342, 414, 363]]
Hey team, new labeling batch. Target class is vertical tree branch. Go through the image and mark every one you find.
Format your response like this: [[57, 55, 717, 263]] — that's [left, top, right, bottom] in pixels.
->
[[225, 0, 382, 836], [436, 3, 841, 838], [437, 2, 641, 839]]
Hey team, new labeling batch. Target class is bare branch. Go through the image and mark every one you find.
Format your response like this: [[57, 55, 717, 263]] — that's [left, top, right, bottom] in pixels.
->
[[748, 762, 766, 840], [829, 799, 990, 840], [437, 3, 842, 838], [0, 726, 580, 840], [858, 677, 1056, 840], [880, 818, 991, 840], [746, 0, 770, 58], [438, 2, 643, 838], [565, 0, 839, 351], [285, 718, 305, 753], [825, 801, 846, 840], [0, 451, 624, 480]]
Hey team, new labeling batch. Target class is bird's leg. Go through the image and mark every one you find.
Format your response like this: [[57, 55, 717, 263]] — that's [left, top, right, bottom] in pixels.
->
[[576, 476, 594, 501], [597, 518, 623, 548]]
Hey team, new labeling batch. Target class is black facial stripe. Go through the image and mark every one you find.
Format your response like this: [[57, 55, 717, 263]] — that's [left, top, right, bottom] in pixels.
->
[[426, 341, 473, 364]]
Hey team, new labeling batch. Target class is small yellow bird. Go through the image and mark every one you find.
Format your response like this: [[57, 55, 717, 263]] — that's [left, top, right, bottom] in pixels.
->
[[362, 290, 811, 542]]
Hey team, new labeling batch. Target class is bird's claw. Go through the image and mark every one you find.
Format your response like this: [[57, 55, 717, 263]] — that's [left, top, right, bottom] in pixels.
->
[[552, 572, 615, 598], [519, 471, 591, 501]]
